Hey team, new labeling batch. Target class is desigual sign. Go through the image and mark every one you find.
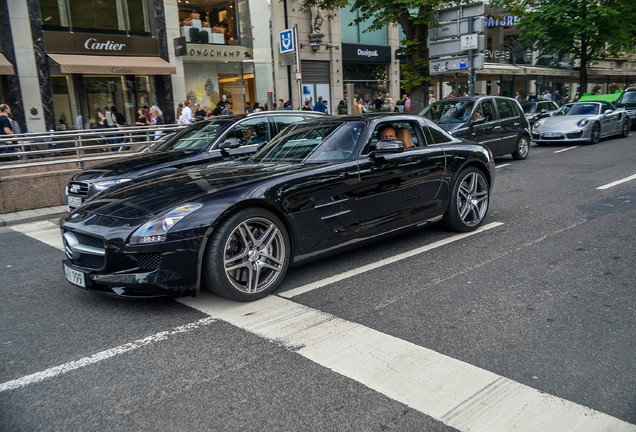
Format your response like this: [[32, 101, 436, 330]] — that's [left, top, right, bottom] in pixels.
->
[[84, 38, 126, 51]]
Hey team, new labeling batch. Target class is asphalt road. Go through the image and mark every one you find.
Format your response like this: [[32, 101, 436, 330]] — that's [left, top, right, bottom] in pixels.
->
[[1, 133, 635, 431]]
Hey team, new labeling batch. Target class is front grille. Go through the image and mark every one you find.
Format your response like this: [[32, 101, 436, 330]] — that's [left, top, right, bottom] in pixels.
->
[[77, 254, 105, 268], [541, 135, 564, 140], [75, 232, 105, 249], [566, 131, 583, 139], [67, 182, 90, 197], [63, 229, 105, 270], [134, 253, 162, 270]]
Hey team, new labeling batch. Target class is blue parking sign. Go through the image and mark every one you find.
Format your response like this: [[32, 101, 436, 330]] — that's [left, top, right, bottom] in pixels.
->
[[279, 29, 294, 54], [459, 59, 467, 69]]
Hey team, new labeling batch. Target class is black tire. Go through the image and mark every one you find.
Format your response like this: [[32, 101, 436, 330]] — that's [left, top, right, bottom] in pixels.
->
[[512, 134, 530, 160], [204, 208, 290, 301], [620, 119, 631, 137], [589, 123, 601, 144], [443, 166, 490, 232]]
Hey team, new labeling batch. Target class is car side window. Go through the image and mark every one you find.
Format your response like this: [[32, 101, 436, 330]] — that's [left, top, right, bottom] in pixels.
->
[[224, 118, 271, 147], [495, 98, 514, 119], [477, 100, 495, 121], [274, 116, 306, 134]]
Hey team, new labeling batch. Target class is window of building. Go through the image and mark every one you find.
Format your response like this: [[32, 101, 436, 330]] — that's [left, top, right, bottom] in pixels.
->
[[340, 8, 387, 45], [343, 63, 389, 103], [177, 0, 252, 48], [38, 0, 150, 35]]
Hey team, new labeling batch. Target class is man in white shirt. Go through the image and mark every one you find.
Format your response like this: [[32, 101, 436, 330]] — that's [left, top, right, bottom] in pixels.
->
[[180, 99, 195, 124]]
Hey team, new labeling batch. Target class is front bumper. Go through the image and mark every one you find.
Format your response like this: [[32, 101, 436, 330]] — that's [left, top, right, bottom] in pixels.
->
[[531, 128, 590, 143]]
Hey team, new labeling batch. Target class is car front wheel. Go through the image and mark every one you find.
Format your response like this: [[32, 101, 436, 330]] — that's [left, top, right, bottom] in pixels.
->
[[620, 119, 631, 137], [204, 208, 290, 301], [589, 123, 601, 144], [512, 134, 530, 160], [444, 167, 490, 232]]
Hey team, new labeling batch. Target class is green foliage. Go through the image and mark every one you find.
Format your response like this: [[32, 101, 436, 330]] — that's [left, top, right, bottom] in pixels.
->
[[492, 0, 636, 89]]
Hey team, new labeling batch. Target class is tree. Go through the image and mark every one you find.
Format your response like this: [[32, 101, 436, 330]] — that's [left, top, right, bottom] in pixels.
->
[[299, 0, 461, 113], [493, 0, 636, 93]]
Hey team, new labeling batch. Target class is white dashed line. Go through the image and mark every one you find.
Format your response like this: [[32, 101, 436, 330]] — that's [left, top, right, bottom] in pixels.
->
[[597, 173, 636, 190], [554, 146, 579, 153]]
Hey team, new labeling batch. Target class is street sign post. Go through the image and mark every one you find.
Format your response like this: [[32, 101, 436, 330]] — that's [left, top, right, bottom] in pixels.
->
[[429, 2, 485, 97]]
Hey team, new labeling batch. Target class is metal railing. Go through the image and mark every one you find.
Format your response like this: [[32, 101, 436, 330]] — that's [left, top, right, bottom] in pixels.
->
[[0, 124, 185, 169]]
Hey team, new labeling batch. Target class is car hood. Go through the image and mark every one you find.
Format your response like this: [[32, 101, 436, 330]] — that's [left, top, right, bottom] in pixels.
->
[[73, 162, 307, 221], [535, 116, 592, 130], [71, 150, 202, 182]]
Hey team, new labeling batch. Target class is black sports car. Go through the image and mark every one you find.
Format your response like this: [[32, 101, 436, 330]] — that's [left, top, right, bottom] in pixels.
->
[[61, 114, 495, 301], [65, 111, 324, 209]]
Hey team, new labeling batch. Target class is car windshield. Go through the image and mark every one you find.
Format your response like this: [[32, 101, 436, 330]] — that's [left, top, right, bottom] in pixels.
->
[[521, 103, 538, 114], [564, 103, 600, 116], [618, 92, 636, 103], [252, 121, 365, 163], [153, 119, 234, 151], [420, 100, 474, 123]]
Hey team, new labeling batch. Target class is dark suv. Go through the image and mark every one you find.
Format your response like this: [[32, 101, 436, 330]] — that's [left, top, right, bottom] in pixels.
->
[[420, 96, 531, 160], [521, 100, 560, 126], [66, 111, 324, 209], [614, 87, 636, 127]]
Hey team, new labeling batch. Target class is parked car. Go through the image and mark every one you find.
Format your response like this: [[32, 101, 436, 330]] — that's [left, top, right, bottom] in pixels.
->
[[65, 111, 324, 210], [61, 114, 495, 301], [521, 100, 560, 126], [614, 87, 636, 127], [531, 101, 631, 145], [420, 96, 531, 160]]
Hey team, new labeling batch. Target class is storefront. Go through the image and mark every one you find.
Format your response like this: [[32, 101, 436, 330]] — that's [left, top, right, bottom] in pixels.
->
[[175, 0, 254, 112], [44, 32, 175, 129], [342, 43, 393, 105]]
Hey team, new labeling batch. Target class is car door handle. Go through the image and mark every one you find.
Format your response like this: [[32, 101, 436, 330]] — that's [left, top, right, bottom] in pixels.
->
[[493, 126, 502, 129], [513, 123, 520, 126]]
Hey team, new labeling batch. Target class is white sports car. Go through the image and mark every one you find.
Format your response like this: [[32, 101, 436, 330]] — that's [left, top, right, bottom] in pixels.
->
[[531, 101, 631, 145]]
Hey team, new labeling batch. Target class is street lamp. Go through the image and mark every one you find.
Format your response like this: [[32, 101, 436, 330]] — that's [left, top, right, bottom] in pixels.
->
[[497, 40, 534, 97]]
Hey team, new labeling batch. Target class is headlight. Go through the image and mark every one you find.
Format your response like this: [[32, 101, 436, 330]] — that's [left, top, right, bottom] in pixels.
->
[[93, 178, 132, 192], [131, 203, 203, 244], [533, 120, 543, 129], [577, 118, 589, 127]]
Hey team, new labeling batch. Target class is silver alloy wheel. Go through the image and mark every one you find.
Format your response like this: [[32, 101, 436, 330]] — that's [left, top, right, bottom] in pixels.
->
[[519, 136, 529, 157], [456, 171, 489, 227], [223, 217, 286, 294], [590, 123, 601, 144], [621, 120, 631, 137]]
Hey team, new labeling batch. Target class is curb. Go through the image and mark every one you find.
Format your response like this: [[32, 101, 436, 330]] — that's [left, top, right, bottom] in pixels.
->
[[0, 206, 68, 227]]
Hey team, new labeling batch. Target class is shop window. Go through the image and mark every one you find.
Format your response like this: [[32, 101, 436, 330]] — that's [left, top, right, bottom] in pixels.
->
[[342, 63, 389, 103], [178, 0, 252, 48], [39, 0, 150, 35], [340, 8, 387, 45]]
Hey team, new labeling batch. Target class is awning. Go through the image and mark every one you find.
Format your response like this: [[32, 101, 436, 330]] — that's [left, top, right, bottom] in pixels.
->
[[0, 53, 14, 75], [48, 54, 176, 75]]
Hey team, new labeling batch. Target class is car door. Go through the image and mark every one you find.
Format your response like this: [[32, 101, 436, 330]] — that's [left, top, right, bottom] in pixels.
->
[[211, 117, 272, 160], [494, 97, 522, 153], [356, 119, 446, 231], [470, 99, 505, 155], [599, 102, 621, 135]]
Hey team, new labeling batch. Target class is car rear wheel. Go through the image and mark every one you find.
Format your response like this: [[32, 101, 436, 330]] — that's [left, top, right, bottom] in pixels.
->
[[512, 135, 530, 160], [589, 123, 601, 144], [204, 208, 290, 301], [444, 167, 490, 232], [620, 119, 631, 137]]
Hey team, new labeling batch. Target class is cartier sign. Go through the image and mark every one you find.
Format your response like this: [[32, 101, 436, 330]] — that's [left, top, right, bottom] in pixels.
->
[[84, 38, 126, 51]]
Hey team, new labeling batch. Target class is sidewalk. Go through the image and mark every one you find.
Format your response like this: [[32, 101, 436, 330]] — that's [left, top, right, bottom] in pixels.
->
[[0, 205, 68, 227]]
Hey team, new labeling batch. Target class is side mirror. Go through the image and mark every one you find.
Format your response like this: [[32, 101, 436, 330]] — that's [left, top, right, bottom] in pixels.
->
[[374, 139, 404, 154], [219, 137, 242, 150], [471, 116, 486, 125], [603, 109, 613, 115], [540, 109, 547, 113]]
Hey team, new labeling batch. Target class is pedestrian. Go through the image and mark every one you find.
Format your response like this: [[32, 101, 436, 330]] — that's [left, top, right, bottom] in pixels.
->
[[302, 100, 312, 111], [245, 102, 253, 113], [277, 99, 284, 111], [313, 96, 326, 113], [194, 102, 206, 121], [220, 102, 231, 115], [135, 108, 148, 126], [150, 105, 164, 141], [176, 103, 184, 124], [373, 93, 384, 111], [104, 106, 116, 127], [403, 94, 411, 112], [180, 99, 194, 124], [111, 106, 126, 126], [337, 100, 346, 114], [0, 103, 20, 161], [384, 92, 393, 110], [253, 102, 261, 113], [545, 90, 552, 101], [323, 100, 329, 114]]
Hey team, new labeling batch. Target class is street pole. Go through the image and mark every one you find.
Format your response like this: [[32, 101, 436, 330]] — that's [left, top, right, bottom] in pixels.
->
[[468, 16, 474, 97], [294, 24, 302, 109]]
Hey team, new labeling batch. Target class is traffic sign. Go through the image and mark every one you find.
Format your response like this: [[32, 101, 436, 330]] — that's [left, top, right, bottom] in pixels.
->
[[279, 29, 294, 54], [437, 2, 485, 23], [429, 54, 485, 75], [428, 17, 485, 41], [428, 35, 484, 58]]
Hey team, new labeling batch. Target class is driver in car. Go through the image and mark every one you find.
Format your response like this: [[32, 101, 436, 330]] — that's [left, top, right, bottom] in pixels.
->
[[378, 124, 396, 140]]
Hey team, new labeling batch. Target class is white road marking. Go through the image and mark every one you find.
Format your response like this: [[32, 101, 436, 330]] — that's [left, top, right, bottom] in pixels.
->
[[9, 220, 64, 251], [554, 146, 579, 153], [9, 220, 636, 430], [597, 173, 636, 190], [280, 222, 503, 299], [179, 293, 636, 432], [0, 317, 216, 393], [495, 163, 510, 169]]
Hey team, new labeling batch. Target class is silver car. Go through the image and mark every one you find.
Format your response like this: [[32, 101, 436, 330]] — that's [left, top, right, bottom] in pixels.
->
[[531, 101, 631, 145]]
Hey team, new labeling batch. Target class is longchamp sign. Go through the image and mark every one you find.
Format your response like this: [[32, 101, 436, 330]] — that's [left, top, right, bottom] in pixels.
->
[[184, 44, 254, 62]]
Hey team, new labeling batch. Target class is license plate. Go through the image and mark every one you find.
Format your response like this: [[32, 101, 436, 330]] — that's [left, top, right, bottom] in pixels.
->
[[67, 195, 83, 208], [63, 263, 86, 287], [542, 132, 560, 138]]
